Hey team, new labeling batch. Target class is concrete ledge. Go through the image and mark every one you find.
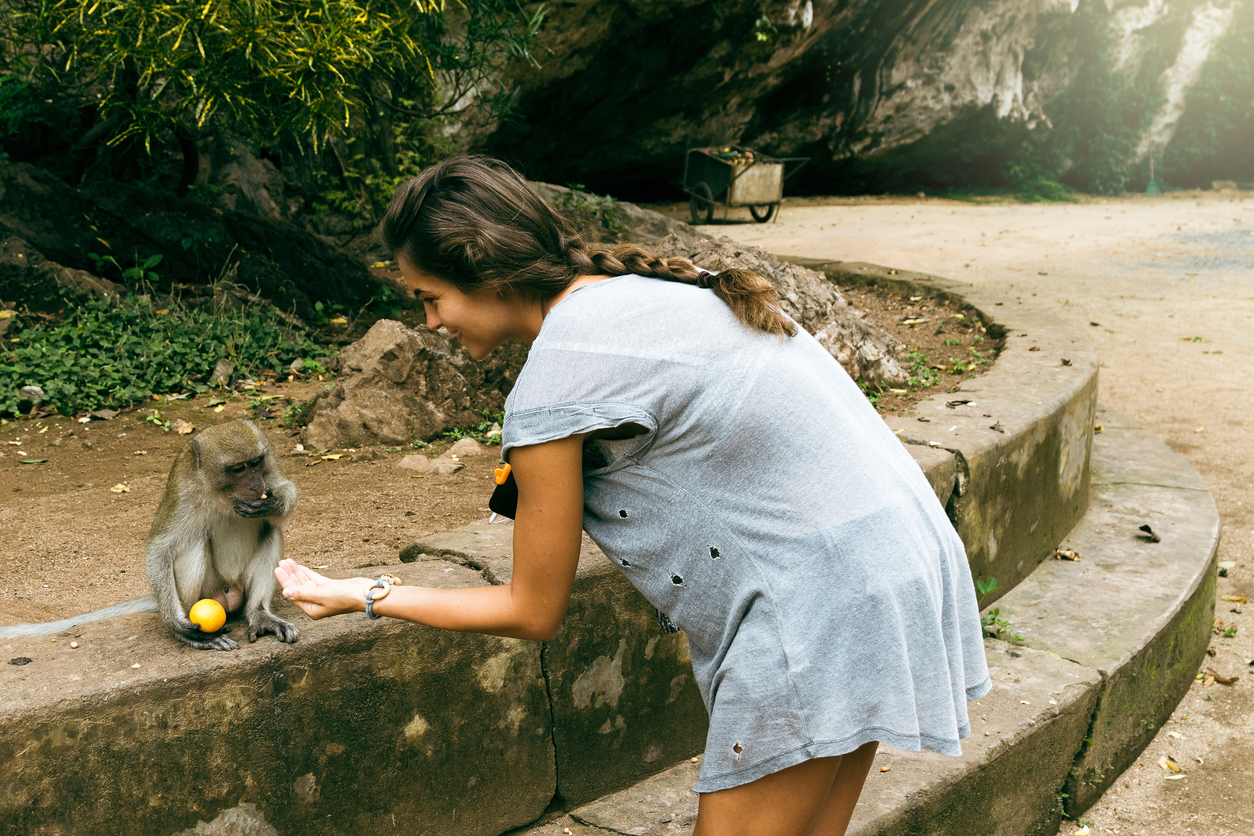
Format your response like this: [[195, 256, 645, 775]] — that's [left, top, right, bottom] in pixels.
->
[[994, 405, 1220, 815], [511, 406, 1218, 836], [1, 561, 555, 836], [405, 525, 710, 807], [788, 259, 1100, 601]]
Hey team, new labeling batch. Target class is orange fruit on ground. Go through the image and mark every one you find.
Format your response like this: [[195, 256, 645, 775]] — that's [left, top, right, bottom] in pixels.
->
[[189, 599, 226, 632]]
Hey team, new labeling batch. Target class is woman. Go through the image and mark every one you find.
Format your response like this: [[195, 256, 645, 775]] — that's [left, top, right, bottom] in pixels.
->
[[275, 154, 990, 836]]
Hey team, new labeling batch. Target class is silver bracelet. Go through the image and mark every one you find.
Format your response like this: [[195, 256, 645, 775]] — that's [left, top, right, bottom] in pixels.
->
[[365, 574, 402, 619]]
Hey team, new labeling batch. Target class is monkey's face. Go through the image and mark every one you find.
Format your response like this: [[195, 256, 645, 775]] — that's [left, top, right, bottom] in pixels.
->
[[224, 455, 268, 501]]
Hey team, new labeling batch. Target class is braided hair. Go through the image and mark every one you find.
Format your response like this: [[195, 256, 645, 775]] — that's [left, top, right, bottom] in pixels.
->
[[376, 154, 795, 337]]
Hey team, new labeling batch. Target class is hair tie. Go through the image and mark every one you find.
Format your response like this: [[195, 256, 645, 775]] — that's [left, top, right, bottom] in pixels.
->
[[695, 270, 715, 289]]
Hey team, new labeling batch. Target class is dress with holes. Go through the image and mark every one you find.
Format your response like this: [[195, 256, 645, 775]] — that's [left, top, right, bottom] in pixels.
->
[[502, 275, 991, 792]]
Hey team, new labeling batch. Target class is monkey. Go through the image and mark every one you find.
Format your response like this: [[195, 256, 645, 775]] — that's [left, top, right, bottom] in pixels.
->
[[144, 419, 299, 650]]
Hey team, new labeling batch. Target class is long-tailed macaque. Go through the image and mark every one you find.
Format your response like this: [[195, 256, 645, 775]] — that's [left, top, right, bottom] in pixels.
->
[[145, 419, 299, 650]]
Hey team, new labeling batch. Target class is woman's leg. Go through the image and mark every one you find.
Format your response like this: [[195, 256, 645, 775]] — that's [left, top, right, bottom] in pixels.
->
[[692, 741, 878, 836], [805, 741, 878, 836]]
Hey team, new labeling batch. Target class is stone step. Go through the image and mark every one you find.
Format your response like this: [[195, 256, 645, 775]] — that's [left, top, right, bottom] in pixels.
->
[[510, 404, 1219, 836]]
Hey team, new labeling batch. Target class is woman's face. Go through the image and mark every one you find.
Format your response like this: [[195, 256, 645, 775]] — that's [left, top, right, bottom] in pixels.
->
[[399, 259, 535, 361]]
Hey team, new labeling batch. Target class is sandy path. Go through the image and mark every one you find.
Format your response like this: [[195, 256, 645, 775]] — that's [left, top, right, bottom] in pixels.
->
[[664, 191, 1254, 835]]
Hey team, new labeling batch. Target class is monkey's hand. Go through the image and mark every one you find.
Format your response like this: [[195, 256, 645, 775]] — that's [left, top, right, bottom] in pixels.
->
[[234, 496, 286, 518], [247, 612, 299, 644], [276, 558, 374, 620], [174, 616, 238, 651]]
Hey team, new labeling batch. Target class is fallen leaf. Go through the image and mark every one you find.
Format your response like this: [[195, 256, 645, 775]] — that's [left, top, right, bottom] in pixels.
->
[[1137, 524, 1162, 543], [1158, 755, 1181, 773], [130, 663, 141, 669], [990, 422, 1005, 433], [19, 459, 47, 464], [321, 453, 344, 461], [1164, 774, 1185, 780], [213, 405, 226, 413], [1061, 358, 1072, 366], [1205, 667, 1239, 685], [1221, 595, 1247, 603], [1167, 731, 1183, 740], [1055, 548, 1082, 561], [879, 766, 891, 772], [110, 483, 130, 493]]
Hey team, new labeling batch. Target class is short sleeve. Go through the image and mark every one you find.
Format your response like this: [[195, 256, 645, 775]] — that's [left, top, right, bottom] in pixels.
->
[[501, 401, 657, 463]]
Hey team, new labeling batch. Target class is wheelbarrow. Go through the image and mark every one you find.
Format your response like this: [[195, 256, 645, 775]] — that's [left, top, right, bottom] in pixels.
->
[[683, 144, 809, 224]]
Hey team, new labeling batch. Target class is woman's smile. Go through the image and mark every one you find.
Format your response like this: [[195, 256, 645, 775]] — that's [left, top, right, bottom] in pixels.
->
[[397, 258, 541, 361]]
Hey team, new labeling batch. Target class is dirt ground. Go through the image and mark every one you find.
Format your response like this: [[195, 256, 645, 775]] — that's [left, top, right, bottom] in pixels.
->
[[673, 190, 1254, 836]]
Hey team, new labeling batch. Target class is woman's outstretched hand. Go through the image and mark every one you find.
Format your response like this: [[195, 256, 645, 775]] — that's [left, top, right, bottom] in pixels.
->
[[275, 558, 373, 620]]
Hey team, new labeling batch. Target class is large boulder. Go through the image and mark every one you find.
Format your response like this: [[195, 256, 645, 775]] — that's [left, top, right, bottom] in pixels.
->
[[300, 320, 527, 449]]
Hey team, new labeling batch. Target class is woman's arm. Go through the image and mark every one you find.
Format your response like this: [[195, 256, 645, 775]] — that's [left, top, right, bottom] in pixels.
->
[[275, 434, 586, 640]]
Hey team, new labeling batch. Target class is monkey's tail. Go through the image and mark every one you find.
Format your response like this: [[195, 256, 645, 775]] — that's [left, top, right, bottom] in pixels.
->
[[0, 595, 160, 638]]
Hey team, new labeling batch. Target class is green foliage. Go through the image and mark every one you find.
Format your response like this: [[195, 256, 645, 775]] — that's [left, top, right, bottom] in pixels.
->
[[441, 410, 504, 444], [1, 0, 546, 186], [310, 111, 455, 228], [0, 75, 48, 145], [0, 289, 335, 416], [976, 577, 1024, 643], [945, 347, 991, 374], [1042, 1, 1183, 195], [146, 411, 173, 432], [1001, 156, 1074, 203], [857, 379, 881, 407], [550, 184, 626, 242], [3, 0, 439, 152], [1162, 2, 1254, 186], [905, 351, 940, 390]]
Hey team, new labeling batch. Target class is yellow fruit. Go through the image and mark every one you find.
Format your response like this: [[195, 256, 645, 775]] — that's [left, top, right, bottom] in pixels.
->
[[189, 599, 226, 632]]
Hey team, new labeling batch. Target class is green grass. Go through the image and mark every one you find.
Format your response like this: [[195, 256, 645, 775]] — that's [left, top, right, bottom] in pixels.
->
[[0, 290, 335, 417]]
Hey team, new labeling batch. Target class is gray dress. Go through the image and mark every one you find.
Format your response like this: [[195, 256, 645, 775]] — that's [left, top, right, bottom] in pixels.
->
[[502, 274, 991, 793]]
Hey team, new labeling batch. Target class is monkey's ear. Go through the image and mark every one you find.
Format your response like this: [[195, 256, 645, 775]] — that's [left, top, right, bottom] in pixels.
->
[[192, 438, 203, 469]]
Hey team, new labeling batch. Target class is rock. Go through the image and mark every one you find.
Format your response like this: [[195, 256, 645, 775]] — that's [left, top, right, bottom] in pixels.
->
[[0, 235, 120, 306], [653, 235, 908, 388], [173, 802, 280, 836], [300, 320, 525, 450], [446, 438, 485, 458], [0, 160, 386, 319], [209, 141, 291, 222], [397, 454, 433, 473], [209, 359, 236, 388], [534, 183, 708, 247], [396, 454, 463, 476]]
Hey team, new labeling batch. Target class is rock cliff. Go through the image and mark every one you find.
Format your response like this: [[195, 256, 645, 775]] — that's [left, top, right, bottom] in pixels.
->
[[454, 0, 1247, 196]]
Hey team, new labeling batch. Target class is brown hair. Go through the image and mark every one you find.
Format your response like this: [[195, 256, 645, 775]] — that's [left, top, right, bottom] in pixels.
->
[[376, 154, 795, 337]]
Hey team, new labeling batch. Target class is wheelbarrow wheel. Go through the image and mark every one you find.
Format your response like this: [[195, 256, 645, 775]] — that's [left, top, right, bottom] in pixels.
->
[[749, 204, 776, 223], [689, 182, 715, 225]]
